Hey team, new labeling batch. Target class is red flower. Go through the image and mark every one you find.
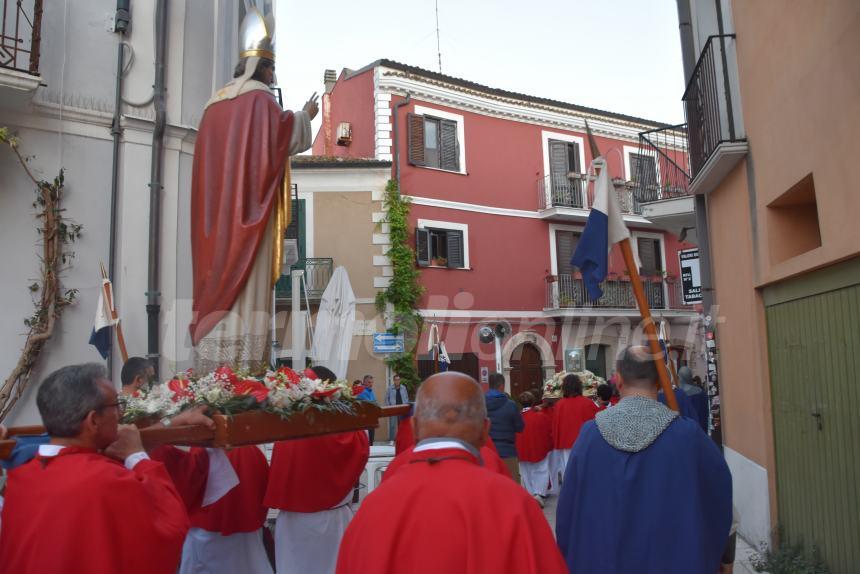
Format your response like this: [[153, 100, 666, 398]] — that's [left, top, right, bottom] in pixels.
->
[[303, 368, 319, 380], [312, 387, 339, 400], [234, 379, 269, 403], [214, 366, 239, 387], [168, 378, 193, 402], [276, 366, 303, 386]]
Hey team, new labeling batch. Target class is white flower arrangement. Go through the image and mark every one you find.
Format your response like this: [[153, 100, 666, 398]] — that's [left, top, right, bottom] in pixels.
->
[[120, 365, 360, 424]]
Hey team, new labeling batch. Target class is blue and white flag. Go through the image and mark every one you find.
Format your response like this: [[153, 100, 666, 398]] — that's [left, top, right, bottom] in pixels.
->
[[427, 323, 451, 372], [89, 278, 116, 359], [571, 157, 630, 299], [438, 341, 451, 372]]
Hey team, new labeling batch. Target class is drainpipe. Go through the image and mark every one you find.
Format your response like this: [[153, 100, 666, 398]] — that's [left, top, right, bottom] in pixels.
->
[[108, 0, 130, 377], [146, 0, 167, 377], [392, 93, 411, 191]]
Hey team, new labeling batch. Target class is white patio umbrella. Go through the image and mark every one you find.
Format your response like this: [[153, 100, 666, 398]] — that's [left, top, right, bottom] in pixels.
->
[[310, 266, 356, 379]]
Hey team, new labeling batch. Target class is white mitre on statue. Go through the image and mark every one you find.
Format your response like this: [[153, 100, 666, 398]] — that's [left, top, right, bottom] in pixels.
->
[[206, 0, 277, 108]]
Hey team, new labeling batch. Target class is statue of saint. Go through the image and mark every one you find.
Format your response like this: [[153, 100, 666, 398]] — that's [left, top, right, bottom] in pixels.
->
[[189, 4, 318, 372]]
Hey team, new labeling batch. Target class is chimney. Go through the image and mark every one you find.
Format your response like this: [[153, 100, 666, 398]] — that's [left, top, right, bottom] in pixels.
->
[[322, 69, 336, 156], [323, 69, 337, 94]]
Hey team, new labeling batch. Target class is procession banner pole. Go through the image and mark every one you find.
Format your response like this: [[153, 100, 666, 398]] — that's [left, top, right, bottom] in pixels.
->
[[101, 262, 128, 363], [584, 122, 678, 412]]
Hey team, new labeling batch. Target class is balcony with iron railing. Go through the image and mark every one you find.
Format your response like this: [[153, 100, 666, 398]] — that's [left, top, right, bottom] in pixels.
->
[[545, 274, 694, 313], [633, 124, 692, 204], [537, 173, 643, 219], [0, 0, 42, 91], [275, 257, 334, 303], [683, 34, 748, 195], [631, 123, 697, 236]]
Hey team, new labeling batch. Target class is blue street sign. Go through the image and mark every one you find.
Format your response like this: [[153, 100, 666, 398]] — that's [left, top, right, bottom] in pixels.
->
[[373, 332, 405, 354]]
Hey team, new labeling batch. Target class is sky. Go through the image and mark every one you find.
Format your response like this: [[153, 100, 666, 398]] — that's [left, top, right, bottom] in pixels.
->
[[275, 0, 686, 135]]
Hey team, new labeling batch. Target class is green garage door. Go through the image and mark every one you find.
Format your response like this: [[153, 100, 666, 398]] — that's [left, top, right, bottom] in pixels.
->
[[764, 258, 860, 573]]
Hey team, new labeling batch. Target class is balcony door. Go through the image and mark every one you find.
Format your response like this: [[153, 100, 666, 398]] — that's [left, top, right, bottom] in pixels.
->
[[548, 140, 583, 208]]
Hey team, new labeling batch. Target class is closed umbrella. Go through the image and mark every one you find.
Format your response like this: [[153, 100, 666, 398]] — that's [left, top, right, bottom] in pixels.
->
[[310, 266, 356, 379]]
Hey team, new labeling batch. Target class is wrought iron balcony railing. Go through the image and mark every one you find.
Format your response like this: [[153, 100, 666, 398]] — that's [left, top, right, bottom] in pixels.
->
[[538, 173, 643, 215], [683, 34, 744, 177], [633, 124, 692, 204], [537, 173, 586, 210], [275, 257, 334, 302], [545, 274, 694, 311], [1, 0, 42, 75]]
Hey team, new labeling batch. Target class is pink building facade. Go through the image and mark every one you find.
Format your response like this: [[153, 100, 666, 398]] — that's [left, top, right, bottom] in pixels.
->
[[314, 60, 700, 398]]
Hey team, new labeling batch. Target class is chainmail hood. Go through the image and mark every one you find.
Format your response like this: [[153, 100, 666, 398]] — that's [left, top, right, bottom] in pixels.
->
[[595, 395, 678, 453]]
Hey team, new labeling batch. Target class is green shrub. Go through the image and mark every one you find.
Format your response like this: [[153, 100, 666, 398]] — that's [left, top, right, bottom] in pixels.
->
[[751, 539, 829, 574]]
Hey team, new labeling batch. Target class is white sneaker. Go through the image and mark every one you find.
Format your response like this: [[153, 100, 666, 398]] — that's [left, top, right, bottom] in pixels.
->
[[533, 494, 545, 508]]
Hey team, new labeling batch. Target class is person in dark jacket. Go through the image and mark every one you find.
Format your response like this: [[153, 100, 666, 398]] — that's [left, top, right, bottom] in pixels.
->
[[485, 372, 524, 482]]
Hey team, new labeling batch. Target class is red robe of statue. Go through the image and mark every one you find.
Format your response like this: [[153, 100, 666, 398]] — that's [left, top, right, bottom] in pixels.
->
[[190, 90, 295, 344], [265, 431, 369, 512], [516, 407, 553, 463], [336, 447, 567, 574], [552, 395, 600, 449], [0, 448, 189, 573], [190, 446, 269, 535]]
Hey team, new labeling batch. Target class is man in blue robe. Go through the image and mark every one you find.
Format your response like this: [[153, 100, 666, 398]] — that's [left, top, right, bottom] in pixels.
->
[[556, 345, 732, 574]]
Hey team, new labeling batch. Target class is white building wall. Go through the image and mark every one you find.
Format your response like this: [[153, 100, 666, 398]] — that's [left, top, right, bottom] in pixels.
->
[[0, 1, 239, 425]]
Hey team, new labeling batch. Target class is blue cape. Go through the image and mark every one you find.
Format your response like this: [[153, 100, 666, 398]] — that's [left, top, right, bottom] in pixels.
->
[[1, 434, 50, 470], [658, 387, 705, 430], [556, 418, 732, 573]]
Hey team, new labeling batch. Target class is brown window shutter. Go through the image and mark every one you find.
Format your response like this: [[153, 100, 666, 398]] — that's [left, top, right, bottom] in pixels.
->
[[446, 230, 464, 268], [440, 119, 460, 172], [416, 228, 430, 266], [556, 230, 580, 275], [407, 113, 425, 166], [637, 237, 663, 275]]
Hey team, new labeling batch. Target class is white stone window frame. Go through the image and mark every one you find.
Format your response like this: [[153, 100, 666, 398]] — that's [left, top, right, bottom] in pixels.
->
[[417, 218, 470, 269], [413, 105, 467, 175], [623, 144, 661, 186], [548, 223, 585, 275]]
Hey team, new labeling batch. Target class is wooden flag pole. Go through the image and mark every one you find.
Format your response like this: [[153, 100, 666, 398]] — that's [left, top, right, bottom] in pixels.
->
[[584, 121, 679, 412], [100, 262, 129, 363]]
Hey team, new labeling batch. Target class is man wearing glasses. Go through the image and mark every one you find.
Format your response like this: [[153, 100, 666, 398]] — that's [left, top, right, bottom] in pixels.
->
[[0, 363, 197, 572]]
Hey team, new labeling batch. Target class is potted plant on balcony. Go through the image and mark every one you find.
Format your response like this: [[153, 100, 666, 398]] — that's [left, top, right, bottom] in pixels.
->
[[431, 256, 447, 267]]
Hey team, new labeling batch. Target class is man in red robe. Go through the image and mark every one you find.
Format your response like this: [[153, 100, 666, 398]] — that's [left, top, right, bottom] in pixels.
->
[[336, 372, 567, 574], [389, 408, 510, 479], [189, 15, 318, 372], [181, 446, 272, 574], [0, 364, 189, 573], [118, 357, 237, 514], [516, 391, 553, 507], [552, 372, 599, 475], [264, 366, 370, 574]]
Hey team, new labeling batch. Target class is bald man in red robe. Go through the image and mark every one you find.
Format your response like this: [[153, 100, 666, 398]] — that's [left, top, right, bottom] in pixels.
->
[[0, 364, 189, 573], [336, 372, 567, 574], [389, 408, 510, 479]]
